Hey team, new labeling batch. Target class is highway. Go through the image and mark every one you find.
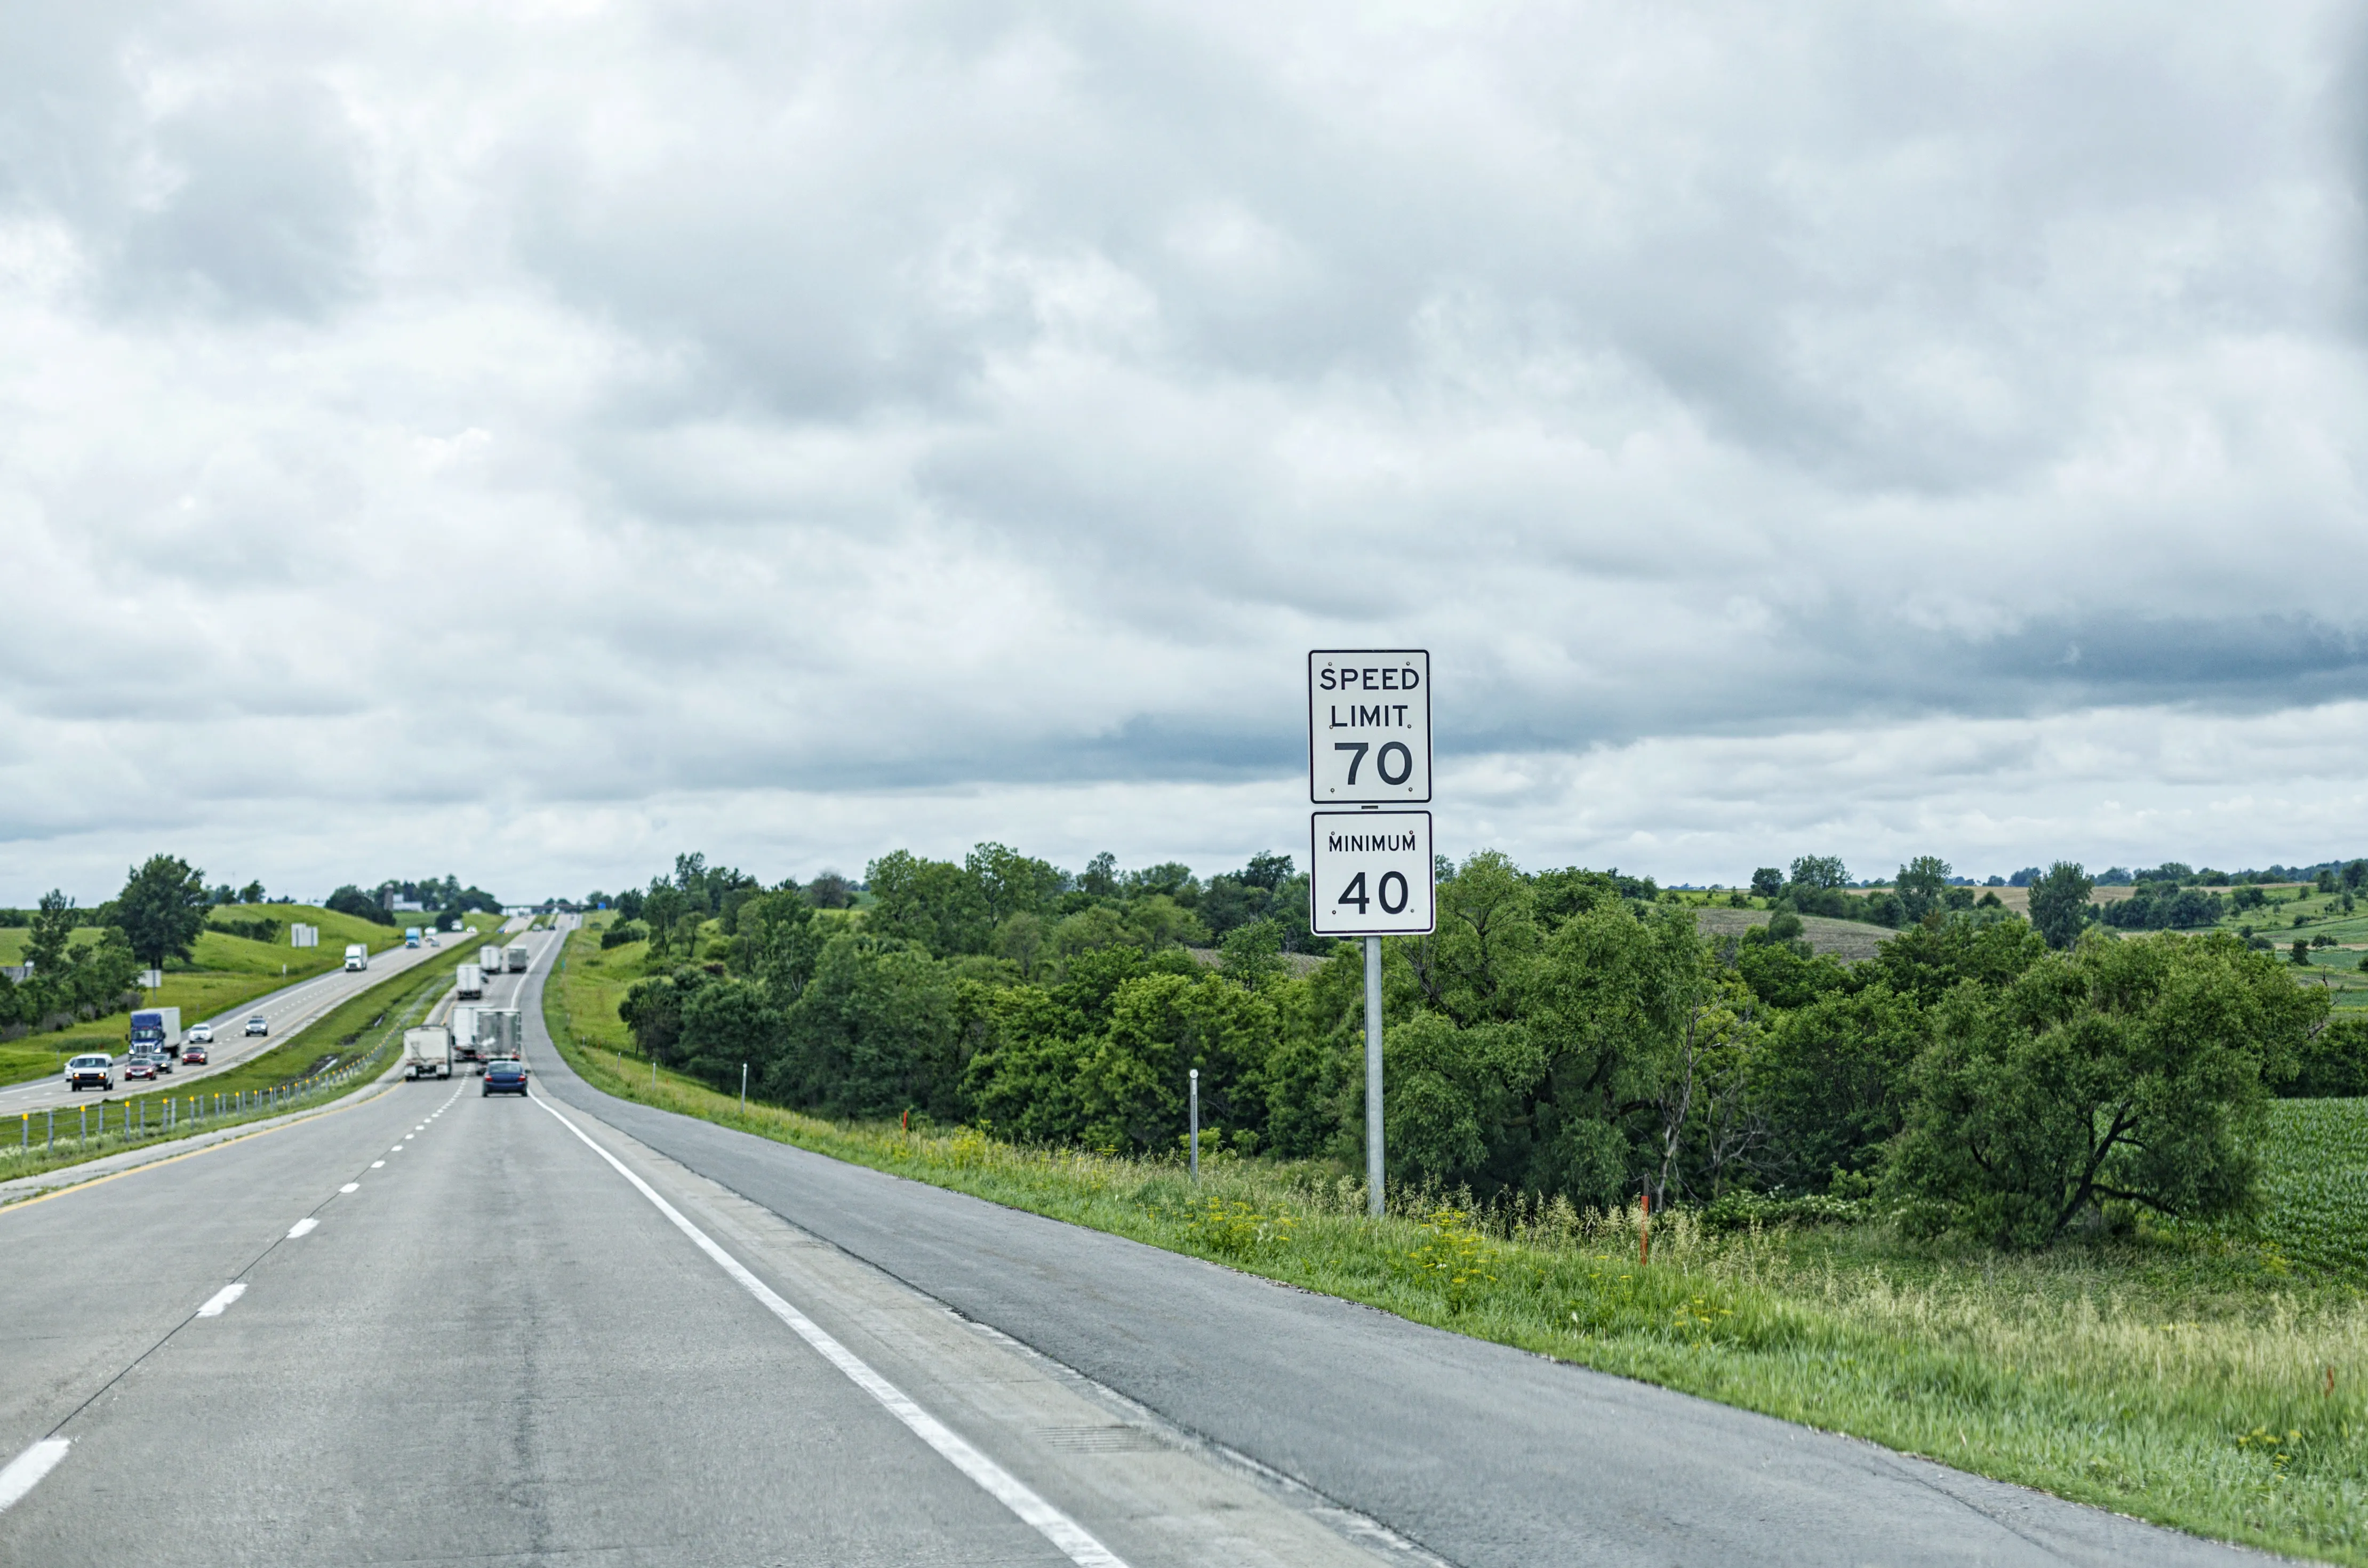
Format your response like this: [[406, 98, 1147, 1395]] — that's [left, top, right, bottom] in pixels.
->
[[0, 926, 2273, 1566], [0, 919, 515, 1116]]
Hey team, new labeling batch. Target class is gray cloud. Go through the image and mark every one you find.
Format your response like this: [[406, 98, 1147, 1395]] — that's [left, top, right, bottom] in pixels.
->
[[5, 0, 2368, 901]]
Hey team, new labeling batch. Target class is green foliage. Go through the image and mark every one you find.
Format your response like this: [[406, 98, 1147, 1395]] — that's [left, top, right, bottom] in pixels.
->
[[600, 920, 648, 949], [1748, 985, 1925, 1190], [2027, 861, 2095, 949], [325, 885, 397, 926], [114, 853, 209, 970], [2289, 1014, 2368, 1098], [1887, 933, 2316, 1246]]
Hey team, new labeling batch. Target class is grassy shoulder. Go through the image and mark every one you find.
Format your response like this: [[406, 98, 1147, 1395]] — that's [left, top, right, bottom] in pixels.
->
[[0, 909, 493, 1087], [542, 924, 2368, 1564], [1, 932, 478, 1187]]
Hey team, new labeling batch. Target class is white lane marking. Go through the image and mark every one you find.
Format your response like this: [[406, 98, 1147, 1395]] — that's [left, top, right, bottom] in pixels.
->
[[370, 1160, 385, 1169], [0, 1437, 70, 1514], [195, 1283, 246, 1318], [287, 1217, 318, 1238], [530, 1095, 1126, 1568], [340, 1183, 359, 1193]]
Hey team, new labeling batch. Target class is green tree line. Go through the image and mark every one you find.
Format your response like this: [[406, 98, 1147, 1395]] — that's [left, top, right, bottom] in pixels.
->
[[611, 844, 2368, 1251]]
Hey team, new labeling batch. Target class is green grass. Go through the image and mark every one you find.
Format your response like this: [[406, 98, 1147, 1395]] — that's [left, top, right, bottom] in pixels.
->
[[0, 930, 485, 1189], [0, 908, 496, 1087], [541, 919, 2368, 1564]]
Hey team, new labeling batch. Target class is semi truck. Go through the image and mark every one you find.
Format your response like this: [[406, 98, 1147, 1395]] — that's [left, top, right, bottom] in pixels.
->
[[402, 1025, 453, 1081], [457, 963, 484, 999], [129, 1007, 182, 1059], [450, 1005, 481, 1061], [477, 1008, 522, 1059], [404, 927, 422, 948], [344, 943, 370, 972], [479, 945, 505, 977], [505, 946, 529, 974]]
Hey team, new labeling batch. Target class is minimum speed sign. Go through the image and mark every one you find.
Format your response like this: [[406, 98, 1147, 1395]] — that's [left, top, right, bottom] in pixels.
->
[[1309, 810, 1435, 936]]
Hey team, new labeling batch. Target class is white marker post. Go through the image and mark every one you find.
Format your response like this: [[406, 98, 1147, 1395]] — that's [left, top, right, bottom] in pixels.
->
[[1308, 651, 1436, 1217]]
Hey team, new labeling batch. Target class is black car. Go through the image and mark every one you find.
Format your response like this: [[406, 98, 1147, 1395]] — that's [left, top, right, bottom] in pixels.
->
[[482, 1058, 528, 1097]]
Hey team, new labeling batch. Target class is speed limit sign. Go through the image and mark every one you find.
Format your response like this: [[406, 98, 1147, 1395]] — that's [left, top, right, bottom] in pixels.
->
[[1309, 810, 1435, 935]]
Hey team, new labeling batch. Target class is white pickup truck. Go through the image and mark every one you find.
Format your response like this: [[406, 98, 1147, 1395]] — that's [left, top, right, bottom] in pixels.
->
[[402, 1026, 453, 1081]]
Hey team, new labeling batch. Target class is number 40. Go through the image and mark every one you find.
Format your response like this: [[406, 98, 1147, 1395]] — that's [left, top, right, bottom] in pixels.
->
[[1338, 870, 1411, 916]]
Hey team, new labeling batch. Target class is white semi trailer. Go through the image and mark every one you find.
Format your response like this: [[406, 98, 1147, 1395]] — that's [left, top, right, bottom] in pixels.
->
[[457, 963, 484, 999], [479, 945, 505, 978], [403, 1025, 453, 1081], [505, 946, 529, 974]]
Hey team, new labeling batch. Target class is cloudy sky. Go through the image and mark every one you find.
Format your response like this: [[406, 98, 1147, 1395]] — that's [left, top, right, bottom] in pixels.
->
[[6, 0, 2367, 905]]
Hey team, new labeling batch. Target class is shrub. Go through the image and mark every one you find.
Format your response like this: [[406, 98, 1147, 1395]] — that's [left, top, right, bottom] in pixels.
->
[[600, 920, 648, 949]]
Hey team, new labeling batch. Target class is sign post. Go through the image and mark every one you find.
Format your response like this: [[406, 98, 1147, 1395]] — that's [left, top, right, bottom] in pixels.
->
[[1308, 651, 1435, 1217]]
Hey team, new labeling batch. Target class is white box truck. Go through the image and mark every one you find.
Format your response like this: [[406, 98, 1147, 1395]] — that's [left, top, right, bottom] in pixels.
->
[[451, 1005, 481, 1061], [344, 943, 369, 972], [457, 963, 484, 999], [506, 945, 529, 974], [479, 944, 504, 977], [403, 1025, 453, 1081]]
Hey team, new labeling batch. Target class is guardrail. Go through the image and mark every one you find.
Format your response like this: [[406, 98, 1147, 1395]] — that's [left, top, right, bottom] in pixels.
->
[[4, 1053, 383, 1173]]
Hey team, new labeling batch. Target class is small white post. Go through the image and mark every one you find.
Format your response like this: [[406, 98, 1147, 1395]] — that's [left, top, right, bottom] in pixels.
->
[[741, 1062, 748, 1111], [1188, 1068, 1199, 1181], [1365, 935, 1384, 1217]]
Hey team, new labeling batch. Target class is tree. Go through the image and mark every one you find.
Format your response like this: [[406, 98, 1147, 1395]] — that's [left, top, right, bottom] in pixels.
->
[[806, 871, 854, 909], [1788, 856, 1849, 891], [1079, 852, 1119, 900], [115, 855, 209, 971], [1886, 933, 2312, 1247], [237, 881, 265, 903], [1894, 855, 1951, 925], [2344, 860, 2368, 892], [326, 885, 396, 926], [1749, 867, 1784, 900], [26, 890, 76, 977], [2026, 861, 2094, 950]]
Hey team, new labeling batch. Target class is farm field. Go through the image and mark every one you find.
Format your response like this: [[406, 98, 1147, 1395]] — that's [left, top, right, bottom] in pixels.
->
[[1692, 907, 1894, 962], [545, 915, 2368, 1565]]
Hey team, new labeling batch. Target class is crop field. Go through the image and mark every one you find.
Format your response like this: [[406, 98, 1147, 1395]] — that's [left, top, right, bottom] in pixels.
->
[[543, 917, 2368, 1565], [1691, 907, 1893, 962]]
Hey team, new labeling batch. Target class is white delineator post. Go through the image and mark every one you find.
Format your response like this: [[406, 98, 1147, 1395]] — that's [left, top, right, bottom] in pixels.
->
[[1365, 935, 1384, 1215], [1188, 1068, 1200, 1181]]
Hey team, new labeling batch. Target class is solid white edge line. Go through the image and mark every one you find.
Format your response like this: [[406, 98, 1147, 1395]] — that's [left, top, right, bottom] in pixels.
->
[[0, 1437, 70, 1513], [195, 1282, 246, 1317], [530, 1093, 1125, 1568]]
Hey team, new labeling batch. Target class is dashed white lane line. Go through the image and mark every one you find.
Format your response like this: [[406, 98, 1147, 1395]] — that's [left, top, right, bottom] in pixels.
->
[[195, 1283, 246, 1318], [287, 1217, 318, 1239], [530, 1094, 1127, 1568], [370, 1160, 384, 1169], [0, 1437, 70, 1514], [340, 1182, 359, 1193]]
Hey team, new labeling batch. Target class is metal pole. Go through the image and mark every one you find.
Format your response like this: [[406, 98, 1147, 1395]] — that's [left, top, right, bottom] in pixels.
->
[[1188, 1069, 1199, 1181], [1365, 935, 1384, 1217]]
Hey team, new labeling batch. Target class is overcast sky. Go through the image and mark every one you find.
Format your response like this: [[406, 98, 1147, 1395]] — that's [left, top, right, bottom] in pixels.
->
[[6, 1, 2367, 905]]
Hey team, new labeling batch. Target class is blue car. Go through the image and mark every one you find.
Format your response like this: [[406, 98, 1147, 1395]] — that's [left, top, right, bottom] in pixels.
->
[[482, 1058, 529, 1097]]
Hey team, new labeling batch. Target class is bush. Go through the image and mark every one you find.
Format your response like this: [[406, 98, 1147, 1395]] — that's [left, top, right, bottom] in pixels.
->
[[600, 921, 648, 949]]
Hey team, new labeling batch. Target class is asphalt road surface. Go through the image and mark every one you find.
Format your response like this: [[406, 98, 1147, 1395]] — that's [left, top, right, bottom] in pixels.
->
[[0, 923, 506, 1116], [0, 927, 2276, 1567]]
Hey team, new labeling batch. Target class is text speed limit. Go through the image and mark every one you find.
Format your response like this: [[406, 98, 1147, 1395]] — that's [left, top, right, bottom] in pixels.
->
[[1308, 811, 1435, 936]]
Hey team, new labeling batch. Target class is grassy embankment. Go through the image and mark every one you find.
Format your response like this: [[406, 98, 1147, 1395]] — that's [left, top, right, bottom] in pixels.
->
[[545, 920, 2368, 1564], [0, 905, 444, 1086], [0, 933, 483, 1189]]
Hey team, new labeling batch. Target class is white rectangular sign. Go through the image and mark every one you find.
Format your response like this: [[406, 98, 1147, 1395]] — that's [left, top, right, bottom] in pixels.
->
[[1309, 810, 1435, 935], [1309, 650, 1431, 804]]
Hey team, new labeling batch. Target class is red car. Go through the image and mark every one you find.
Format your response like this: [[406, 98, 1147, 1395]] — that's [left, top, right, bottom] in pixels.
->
[[181, 1043, 209, 1066], [125, 1057, 159, 1081]]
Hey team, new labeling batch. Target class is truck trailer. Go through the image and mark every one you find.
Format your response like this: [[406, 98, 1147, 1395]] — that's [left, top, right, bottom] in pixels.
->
[[403, 1026, 453, 1081], [505, 946, 529, 974], [129, 1007, 182, 1059], [457, 963, 484, 1000], [450, 1005, 481, 1060], [479, 945, 504, 977]]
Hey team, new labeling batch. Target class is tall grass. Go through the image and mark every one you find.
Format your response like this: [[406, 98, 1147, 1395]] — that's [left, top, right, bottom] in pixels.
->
[[546, 929, 2368, 1563]]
